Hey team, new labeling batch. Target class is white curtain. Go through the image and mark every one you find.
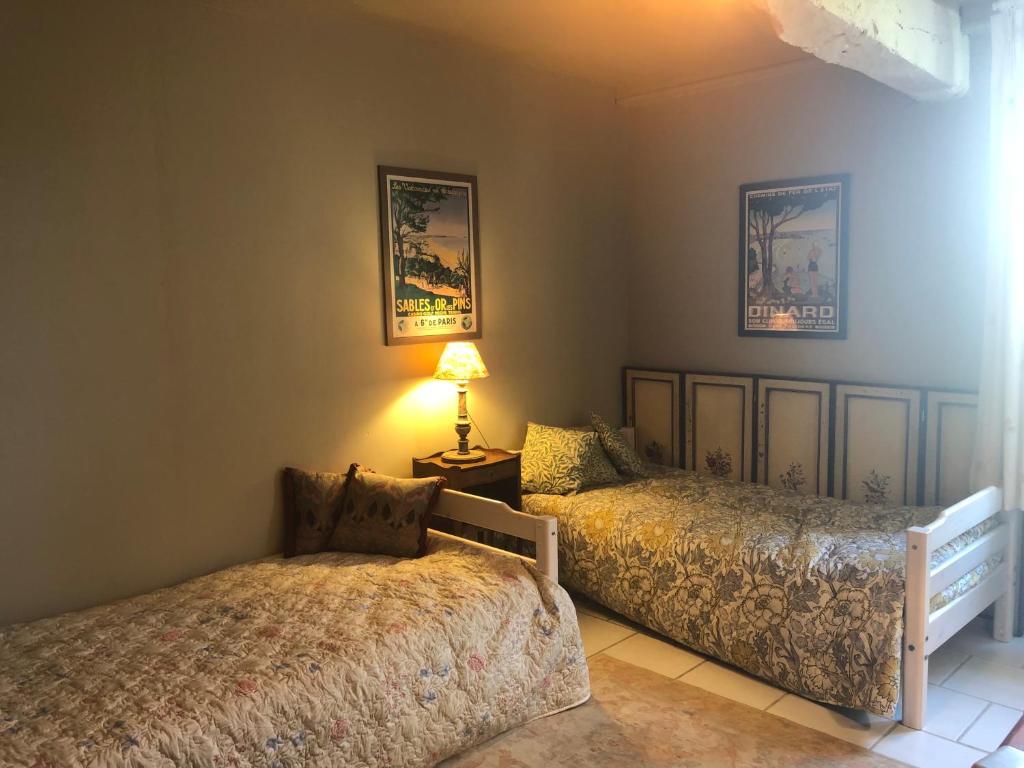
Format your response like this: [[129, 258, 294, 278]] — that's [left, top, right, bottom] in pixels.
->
[[972, 0, 1024, 631]]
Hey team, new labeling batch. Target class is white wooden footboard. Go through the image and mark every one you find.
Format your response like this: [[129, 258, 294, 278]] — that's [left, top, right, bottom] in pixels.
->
[[431, 489, 559, 582], [902, 486, 1014, 730]]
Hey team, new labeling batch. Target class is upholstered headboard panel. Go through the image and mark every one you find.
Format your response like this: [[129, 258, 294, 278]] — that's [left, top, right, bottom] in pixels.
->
[[623, 366, 977, 507]]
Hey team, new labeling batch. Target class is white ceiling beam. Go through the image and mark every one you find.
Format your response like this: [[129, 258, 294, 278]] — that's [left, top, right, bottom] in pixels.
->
[[756, 0, 970, 100]]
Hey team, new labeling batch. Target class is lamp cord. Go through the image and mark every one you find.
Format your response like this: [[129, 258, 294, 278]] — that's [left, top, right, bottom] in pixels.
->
[[466, 409, 490, 449]]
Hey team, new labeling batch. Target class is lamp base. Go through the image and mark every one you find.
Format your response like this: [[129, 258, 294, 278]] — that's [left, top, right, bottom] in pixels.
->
[[441, 448, 487, 465]]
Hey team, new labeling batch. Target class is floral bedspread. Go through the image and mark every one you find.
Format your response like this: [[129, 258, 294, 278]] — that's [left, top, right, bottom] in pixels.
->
[[523, 469, 955, 717], [0, 536, 589, 767]]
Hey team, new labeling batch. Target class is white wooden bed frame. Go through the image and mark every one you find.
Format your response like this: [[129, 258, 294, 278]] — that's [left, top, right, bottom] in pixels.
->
[[434, 483, 1019, 731], [431, 488, 559, 582], [902, 486, 1019, 729]]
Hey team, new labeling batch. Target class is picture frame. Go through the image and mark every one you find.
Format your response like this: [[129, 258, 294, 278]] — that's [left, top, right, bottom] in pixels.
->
[[623, 367, 682, 467], [378, 166, 482, 346], [738, 173, 849, 339]]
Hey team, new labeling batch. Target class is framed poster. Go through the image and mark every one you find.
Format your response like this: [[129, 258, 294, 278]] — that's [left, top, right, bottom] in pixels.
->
[[624, 368, 681, 467], [739, 174, 849, 339], [378, 166, 482, 345]]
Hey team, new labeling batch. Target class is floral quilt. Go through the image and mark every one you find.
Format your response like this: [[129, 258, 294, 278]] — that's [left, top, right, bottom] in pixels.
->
[[0, 536, 589, 767], [524, 468, 967, 717]]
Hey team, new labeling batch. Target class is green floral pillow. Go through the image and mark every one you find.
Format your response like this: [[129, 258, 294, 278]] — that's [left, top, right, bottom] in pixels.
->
[[591, 412, 651, 479], [585, 438, 621, 487], [521, 422, 620, 495], [328, 465, 445, 558]]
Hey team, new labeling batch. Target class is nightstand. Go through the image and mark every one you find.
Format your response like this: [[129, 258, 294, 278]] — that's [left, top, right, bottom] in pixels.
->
[[412, 447, 521, 510], [413, 447, 524, 554]]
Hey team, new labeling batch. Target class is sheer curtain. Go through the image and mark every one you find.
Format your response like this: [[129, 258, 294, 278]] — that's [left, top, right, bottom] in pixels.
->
[[971, 0, 1024, 635]]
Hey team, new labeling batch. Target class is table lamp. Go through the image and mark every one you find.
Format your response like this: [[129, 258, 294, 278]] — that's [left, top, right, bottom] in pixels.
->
[[433, 341, 490, 464]]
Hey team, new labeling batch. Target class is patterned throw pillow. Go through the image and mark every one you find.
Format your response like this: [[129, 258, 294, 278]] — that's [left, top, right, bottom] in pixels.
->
[[584, 435, 621, 487], [592, 412, 651, 479], [328, 465, 445, 558], [521, 422, 620, 495], [282, 466, 352, 557]]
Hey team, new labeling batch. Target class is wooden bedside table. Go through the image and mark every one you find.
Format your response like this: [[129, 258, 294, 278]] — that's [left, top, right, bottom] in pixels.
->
[[413, 447, 525, 555], [412, 447, 521, 510]]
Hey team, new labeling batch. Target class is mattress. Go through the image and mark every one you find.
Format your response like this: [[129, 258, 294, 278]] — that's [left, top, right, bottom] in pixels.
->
[[0, 535, 589, 767], [523, 468, 991, 718], [930, 517, 1003, 612]]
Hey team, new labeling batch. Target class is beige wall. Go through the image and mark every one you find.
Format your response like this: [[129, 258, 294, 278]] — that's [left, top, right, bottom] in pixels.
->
[[0, 0, 626, 625], [0, 0, 992, 626], [622, 52, 990, 391]]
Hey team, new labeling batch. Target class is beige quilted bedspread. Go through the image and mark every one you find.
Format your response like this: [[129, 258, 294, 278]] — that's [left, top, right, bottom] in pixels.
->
[[0, 536, 589, 767]]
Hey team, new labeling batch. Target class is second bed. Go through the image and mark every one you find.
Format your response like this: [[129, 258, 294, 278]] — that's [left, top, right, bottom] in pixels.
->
[[523, 466, 1012, 728]]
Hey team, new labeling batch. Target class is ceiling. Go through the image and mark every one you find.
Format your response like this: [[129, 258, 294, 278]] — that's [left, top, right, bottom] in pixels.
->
[[353, 0, 810, 100]]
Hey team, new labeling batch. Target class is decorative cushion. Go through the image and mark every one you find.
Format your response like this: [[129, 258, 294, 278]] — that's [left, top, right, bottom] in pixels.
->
[[592, 412, 651, 479], [521, 422, 620, 495], [281, 466, 353, 557], [584, 437, 621, 487], [328, 465, 445, 558]]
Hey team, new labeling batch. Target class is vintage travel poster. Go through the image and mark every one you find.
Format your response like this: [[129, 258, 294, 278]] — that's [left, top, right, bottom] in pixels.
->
[[379, 167, 481, 345], [739, 174, 849, 338]]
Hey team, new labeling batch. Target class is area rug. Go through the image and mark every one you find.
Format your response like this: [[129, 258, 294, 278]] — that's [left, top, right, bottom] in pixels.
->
[[441, 655, 905, 767]]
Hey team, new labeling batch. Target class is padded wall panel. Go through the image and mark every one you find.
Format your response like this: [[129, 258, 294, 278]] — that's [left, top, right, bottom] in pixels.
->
[[834, 384, 921, 505], [757, 378, 831, 495], [624, 368, 681, 467], [685, 374, 754, 482], [923, 391, 977, 507]]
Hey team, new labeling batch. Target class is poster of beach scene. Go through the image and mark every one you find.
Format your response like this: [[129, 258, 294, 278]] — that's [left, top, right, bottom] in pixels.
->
[[739, 175, 848, 339], [378, 167, 481, 345]]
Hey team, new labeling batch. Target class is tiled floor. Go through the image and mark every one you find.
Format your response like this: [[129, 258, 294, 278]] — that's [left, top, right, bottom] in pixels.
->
[[572, 594, 1024, 768]]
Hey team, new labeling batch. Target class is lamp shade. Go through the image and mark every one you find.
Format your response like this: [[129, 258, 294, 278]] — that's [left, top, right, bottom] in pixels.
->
[[433, 342, 489, 381]]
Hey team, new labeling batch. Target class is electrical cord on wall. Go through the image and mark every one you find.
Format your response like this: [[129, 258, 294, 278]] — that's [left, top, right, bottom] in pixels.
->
[[466, 409, 490, 449]]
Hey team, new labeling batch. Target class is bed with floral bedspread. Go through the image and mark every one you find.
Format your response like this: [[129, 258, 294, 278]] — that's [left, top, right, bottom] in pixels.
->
[[0, 536, 589, 767], [523, 468, 999, 718]]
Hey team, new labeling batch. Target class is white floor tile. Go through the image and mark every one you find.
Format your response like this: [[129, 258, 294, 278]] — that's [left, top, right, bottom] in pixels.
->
[[679, 660, 786, 710], [766, 694, 895, 748], [602, 632, 704, 679], [873, 726, 986, 768], [929, 643, 970, 686], [922, 685, 988, 741], [570, 594, 635, 629], [944, 657, 1024, 709], [945, 619, 1024, 669], [576, 613, 635, 657], [959, 704, 1023, 753]]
